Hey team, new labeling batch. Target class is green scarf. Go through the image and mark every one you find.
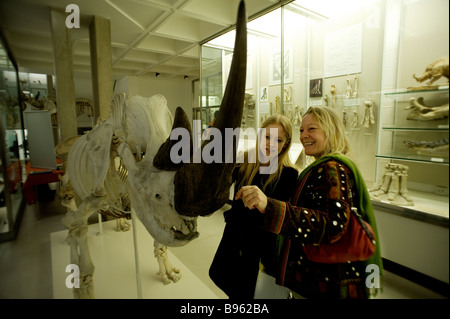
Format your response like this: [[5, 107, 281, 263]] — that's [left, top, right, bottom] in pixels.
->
[[299, 154, 384, 281]]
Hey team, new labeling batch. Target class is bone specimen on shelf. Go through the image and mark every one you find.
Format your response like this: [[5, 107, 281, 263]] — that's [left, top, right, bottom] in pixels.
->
[[412, 56, 449, 86], [323, 94, 329, 106], [245, 92, 256, 109], [403, 138, 449, 156], [406, 97, 449, 121], [342, 107, 347, 127], [286, 105, 293, 121], [284, 86, 293, 102], [361, 99, 376, 128], [369, 163, 414, 206], [275, 95, 281, 114], [352, 74, 359, 98], [292, 105, 304, 126], [345, 75, 352, 98], [330, 85, 337, 108], [351, 106, 359, 128]]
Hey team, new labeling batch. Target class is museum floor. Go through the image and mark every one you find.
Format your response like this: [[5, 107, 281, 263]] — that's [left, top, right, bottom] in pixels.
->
[[0, 193, 446, 299]]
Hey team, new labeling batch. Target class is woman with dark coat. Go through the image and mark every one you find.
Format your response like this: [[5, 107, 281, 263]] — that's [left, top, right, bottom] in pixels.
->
[[209, 114, 299, 299]]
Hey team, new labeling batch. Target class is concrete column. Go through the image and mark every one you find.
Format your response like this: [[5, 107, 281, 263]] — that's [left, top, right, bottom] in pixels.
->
[[89, 16, 114, 121], [46, 74, 55, 99], [50, 8, 78, 141]]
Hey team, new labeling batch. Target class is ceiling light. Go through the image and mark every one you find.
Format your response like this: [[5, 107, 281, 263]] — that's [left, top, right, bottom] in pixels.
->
[[155, 72, 160, 77], [184, 75, 189, 80]]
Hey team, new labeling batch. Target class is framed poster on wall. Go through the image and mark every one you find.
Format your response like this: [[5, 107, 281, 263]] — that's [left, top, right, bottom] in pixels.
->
[[324, 24, 362, 78], [260, 86, 268, 102], [269, 46, 293, 86], [310, 79, 323, 97]]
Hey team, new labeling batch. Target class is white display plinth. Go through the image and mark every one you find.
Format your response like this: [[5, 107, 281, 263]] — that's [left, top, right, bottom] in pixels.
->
[[51, 219, 220, 299]]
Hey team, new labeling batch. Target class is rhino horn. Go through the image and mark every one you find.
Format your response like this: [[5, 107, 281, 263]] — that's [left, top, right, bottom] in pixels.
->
[[153, 106, 192, 171], [174, 0, 247, 217]]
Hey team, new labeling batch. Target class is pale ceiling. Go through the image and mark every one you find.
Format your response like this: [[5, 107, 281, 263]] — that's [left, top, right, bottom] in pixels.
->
[[0, 0, 295, 81]]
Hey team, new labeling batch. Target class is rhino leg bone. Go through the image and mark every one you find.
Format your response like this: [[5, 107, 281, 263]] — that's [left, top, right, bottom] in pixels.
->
[[62, 194, 108, 298], [154, 241, 182, 284]]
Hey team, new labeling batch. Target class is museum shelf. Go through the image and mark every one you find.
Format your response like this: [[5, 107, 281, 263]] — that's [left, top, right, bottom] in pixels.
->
[[375, 153, 448, 165], [383, 85, 449, 97], [372, 86, 449, 222], [372, 188, 449, 225]]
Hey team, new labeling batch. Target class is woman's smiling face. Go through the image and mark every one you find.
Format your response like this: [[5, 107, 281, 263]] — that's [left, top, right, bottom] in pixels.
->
[[300, 114, 327, 158]]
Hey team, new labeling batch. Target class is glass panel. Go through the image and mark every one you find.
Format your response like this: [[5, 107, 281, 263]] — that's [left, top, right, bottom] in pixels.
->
[[197, 46, 227, 133], [282, 4, 312, 152], [0, 33, 24, 236], [200, 8, 284, 151]]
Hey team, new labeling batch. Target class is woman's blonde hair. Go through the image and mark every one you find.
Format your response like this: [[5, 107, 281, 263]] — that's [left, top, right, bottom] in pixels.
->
[[303, 106, 352, 159], [236, 114, 296, 192]]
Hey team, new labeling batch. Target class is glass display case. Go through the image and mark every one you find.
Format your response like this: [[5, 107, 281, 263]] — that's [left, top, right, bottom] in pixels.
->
[[372, 87, 448, 217], [198, 0, 448, 287], [372, 0, 449, 221], [198, 0, 448, 215], [0, 30, 25, 242], [379, 88, 448, 163]]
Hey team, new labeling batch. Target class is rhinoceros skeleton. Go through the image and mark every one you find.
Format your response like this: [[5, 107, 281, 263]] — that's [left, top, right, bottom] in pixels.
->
[[57, 1, 247, 299]]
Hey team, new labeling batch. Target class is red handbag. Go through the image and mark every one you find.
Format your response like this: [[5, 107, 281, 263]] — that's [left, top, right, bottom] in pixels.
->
[[294, 166, 376, 264], [302, 207, 376, 263]]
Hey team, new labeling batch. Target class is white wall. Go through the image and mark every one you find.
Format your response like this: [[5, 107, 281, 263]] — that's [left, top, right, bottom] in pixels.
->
[[376, 206, 449, 283]]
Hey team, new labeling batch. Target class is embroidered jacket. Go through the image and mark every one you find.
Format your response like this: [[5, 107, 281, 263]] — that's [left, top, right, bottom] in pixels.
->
[[262, 156, 381, 299]]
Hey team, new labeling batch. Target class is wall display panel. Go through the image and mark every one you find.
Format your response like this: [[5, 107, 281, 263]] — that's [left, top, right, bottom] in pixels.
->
[[269, 46, 293, 86], [323, 23, 363, 78], [307, 0, 385, 183]]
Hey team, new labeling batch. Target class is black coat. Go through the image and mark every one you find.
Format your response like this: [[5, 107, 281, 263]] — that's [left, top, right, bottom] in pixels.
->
[[209, 166, 298, 298]]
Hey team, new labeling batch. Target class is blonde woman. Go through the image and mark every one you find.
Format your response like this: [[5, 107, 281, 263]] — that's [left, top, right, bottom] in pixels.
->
[[209, 114, 299, 299], [236, 106, 383, 299]]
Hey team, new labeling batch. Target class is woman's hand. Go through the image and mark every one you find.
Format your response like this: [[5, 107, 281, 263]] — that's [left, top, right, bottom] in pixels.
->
[[235, 185, 268, 213]]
